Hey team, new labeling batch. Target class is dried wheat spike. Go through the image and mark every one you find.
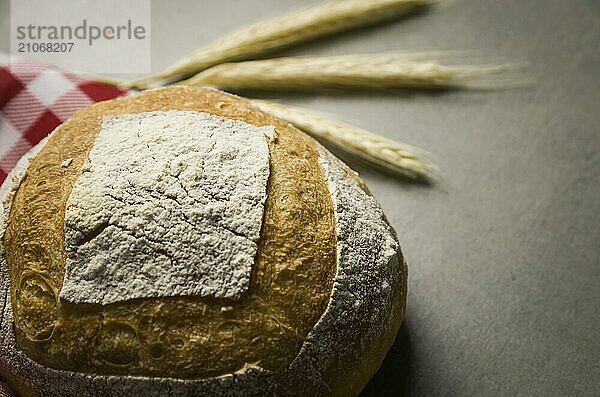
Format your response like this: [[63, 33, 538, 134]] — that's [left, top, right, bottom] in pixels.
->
[[251, 98, 438, 182], [129, 0, 429, 88]]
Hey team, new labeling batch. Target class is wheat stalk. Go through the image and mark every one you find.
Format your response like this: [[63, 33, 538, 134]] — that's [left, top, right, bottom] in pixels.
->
[[129, 0, 429, 88], [178, 53, 514, 91], [250, 99, 438, 181], [75, 72, 132, 87]]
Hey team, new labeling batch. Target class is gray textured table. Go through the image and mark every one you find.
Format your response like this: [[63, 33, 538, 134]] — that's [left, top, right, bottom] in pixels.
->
[[1, 1, 599, 396]]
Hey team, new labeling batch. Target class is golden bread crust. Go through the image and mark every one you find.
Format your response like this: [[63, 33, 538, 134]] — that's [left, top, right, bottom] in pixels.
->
[[3, 87, 337, 379]]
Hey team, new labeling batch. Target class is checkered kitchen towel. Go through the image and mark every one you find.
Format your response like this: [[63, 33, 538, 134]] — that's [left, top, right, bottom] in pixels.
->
[[0, 55, 127, 395], [0, 55, 127, 184]]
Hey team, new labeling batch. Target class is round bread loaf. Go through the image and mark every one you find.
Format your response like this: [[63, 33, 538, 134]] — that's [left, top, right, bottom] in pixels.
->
[[0, 87, 407, 397]]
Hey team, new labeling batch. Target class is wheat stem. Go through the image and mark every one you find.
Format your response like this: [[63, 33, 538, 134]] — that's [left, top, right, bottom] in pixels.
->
[[75, 72, 132, 87], [250, 99, 438, 181], [178, 53, 515, 91], [129, 0, 429, 88]]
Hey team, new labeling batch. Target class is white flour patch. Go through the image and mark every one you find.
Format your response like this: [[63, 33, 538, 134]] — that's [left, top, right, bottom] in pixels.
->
[[60, 110, 274, 305]]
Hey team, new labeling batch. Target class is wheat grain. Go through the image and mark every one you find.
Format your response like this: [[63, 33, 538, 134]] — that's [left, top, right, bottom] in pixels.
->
[[178, 53, 514, 91], [250, 99, 438, 181], [129, 0, 429, 88]]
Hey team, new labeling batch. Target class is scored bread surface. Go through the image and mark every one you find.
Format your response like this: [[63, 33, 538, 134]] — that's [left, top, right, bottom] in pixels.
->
[[0, 87, 407, 397], [1, 87, 337, 379]]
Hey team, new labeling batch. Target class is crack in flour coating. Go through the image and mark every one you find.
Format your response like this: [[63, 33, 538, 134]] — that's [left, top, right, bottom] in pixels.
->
[[61, 111, 274, 305]]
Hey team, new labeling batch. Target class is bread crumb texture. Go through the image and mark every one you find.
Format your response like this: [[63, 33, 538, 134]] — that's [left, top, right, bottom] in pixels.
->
[[0, 87, 406, 397], [62, 111, 273, 304]]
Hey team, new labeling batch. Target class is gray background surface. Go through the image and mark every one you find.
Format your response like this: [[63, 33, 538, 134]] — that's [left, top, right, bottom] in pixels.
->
[[1, 1, 599, 396]]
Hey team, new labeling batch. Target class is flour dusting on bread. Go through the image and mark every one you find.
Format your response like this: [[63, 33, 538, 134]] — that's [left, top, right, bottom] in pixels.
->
[[61, 110, 273, 305]]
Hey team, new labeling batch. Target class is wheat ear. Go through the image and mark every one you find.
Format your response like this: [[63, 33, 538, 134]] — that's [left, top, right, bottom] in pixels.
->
[[129, 0, 429, 88], [250, 99, 437, 181], [179, 53, 515, 91]]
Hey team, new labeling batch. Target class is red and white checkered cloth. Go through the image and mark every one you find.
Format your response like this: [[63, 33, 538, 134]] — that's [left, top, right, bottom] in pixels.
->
[[0, 57, 127, 184], [0, 56, 128, 395]]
